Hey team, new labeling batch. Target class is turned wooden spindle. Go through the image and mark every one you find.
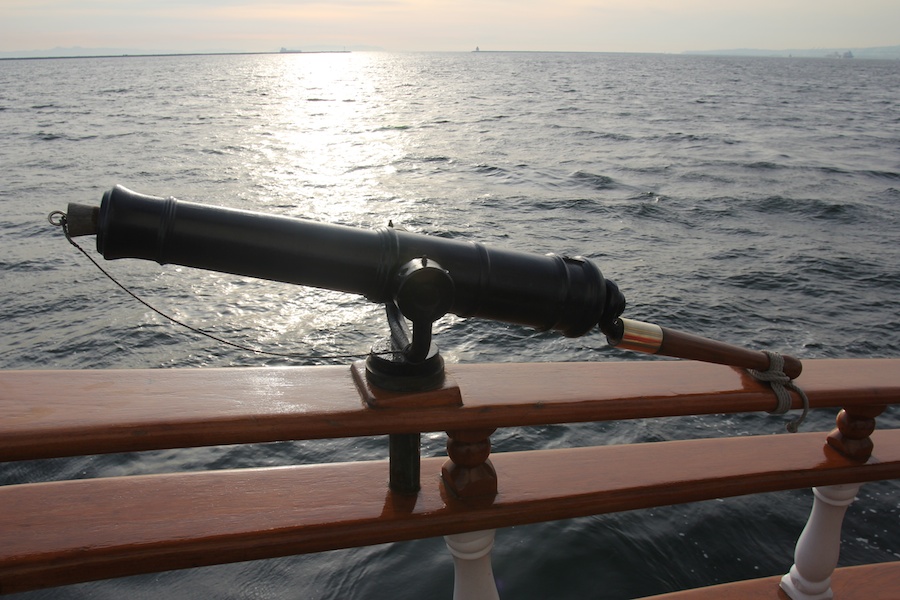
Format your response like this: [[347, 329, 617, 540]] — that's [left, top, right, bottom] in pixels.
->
[[442, 428, 498, 499], [826, 405, 886, 462]]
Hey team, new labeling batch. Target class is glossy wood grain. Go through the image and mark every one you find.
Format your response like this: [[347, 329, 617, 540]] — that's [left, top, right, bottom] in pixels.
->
[[639, 561, 900, 599], [657, 326, 804, 379], [2, 429, 900, 594], [1, 359, 898, 461]]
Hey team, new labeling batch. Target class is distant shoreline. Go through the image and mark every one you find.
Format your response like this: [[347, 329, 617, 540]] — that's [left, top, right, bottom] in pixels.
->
[[0, 50, 351, 62], [683, 44, 900, 60]]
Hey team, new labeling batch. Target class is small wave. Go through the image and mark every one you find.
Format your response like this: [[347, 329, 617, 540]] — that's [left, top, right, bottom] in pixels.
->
[[4, 218, 63, 241], [35, 132, 64, 141], [632, 201, 667, 219], [680, 170, 734, 184], [345, 163, 391, 174], [752, 195, 865, 223], [412, 155, 452, 164], [861, 169, 900, 181], [723, 270, 788, 291], [570, 170, 616, 190], [101, 131, 137, 140], [574, 129, 632, 142], [528, 197, 605, 213], [376, 124, 410, 131], [789, 254, 900, 291], [746, 161, 783, 170], [32, 131, 99, 143], [660, 132, 708, 143], [2, 257, 71, 273], [817, 165, 850, 175], [473, 163, 508, 177]]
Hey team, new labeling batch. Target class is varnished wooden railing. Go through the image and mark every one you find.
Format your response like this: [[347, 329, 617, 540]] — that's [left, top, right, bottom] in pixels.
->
[[3, 359, 897, 461], [1, 358, 899, 597]]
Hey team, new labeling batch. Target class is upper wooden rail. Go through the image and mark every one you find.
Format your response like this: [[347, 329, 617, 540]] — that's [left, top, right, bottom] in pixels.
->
[[2, 359, 898, 461]]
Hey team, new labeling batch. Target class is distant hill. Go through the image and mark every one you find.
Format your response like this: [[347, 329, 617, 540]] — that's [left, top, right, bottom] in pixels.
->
[[684, 45, 900, 60]]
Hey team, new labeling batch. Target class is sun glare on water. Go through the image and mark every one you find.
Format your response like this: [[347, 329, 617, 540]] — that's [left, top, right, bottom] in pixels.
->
[[247, 53, 406, 225]]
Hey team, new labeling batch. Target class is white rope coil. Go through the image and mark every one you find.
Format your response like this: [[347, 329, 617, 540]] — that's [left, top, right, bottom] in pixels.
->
[[748, 350, 809, 433]]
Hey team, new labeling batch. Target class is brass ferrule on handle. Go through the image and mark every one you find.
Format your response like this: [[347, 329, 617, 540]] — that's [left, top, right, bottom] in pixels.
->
[[607, 318, 663, 354], [607, 318, 803, 379]]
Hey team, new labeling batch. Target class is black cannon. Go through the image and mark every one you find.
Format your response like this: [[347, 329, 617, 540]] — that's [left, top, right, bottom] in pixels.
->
[[63, 185, 802, 382], [66, 185, 626, 373]]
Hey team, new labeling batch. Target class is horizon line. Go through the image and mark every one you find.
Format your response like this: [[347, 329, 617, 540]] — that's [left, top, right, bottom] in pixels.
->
[[2, 44, 899, 62]]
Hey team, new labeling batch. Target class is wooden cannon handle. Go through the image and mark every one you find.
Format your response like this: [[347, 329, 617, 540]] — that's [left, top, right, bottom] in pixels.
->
[[607, 318, 802, 379]]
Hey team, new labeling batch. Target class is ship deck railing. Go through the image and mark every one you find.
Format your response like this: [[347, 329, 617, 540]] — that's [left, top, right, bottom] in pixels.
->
[[1, 358, 899, 598]]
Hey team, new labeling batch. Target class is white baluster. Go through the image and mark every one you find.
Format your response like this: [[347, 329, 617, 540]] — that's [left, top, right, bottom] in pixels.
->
[[444, 529, 500, 600], [780, 483, 860, 600]]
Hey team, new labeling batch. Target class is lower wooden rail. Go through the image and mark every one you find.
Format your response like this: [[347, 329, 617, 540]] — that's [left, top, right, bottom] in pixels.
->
[[642, 561, 900, 599], [2, 429, 900, 594]]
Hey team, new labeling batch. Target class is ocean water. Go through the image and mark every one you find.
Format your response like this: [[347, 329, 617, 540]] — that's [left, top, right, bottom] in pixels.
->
[[1, 51, 899, 598]]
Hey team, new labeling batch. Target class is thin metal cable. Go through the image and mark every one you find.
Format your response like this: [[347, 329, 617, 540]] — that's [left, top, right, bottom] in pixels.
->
[[49, 211, 387, 362], [747, 350, 810, 432]]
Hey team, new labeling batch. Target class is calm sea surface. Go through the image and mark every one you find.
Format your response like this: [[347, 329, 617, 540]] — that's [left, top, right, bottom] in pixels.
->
[[1, 51, 899, 598]]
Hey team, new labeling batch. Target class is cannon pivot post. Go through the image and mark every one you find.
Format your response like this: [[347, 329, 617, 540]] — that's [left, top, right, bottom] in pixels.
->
[[365, 254, 455, 389], [366, 254, 456, 494]]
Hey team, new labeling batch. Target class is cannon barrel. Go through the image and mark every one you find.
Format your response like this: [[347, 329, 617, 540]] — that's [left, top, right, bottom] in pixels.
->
[[69, 185, 624, 337]]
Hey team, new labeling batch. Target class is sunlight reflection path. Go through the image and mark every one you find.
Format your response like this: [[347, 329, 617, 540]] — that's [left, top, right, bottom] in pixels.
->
[[245, 53, 405, 225]]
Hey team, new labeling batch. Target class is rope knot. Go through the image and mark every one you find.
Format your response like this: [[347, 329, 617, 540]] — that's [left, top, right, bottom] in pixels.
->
[[748, 350, 809, 433]]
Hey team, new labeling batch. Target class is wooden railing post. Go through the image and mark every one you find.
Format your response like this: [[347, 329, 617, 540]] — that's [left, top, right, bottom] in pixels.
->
[[442, 428, 500, 599], [442, 428, 498, 499], [780, 405, 885, 600], [826, 405, 885, 461]]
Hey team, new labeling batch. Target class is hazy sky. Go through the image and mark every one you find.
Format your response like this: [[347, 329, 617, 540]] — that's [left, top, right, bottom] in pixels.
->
[[3, 0, 898, 54]]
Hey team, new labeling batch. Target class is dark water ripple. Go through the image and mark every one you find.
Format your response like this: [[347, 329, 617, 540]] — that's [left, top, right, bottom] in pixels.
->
[[1, 52, 899, 599]]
